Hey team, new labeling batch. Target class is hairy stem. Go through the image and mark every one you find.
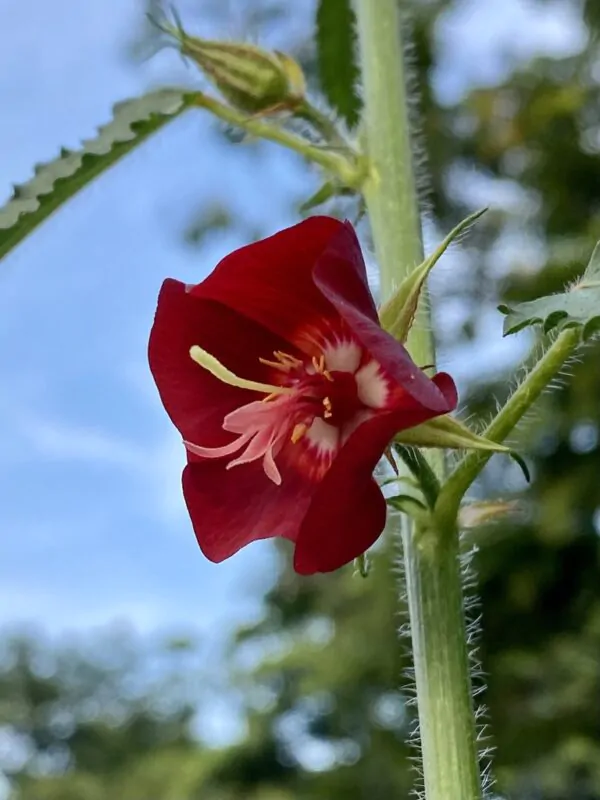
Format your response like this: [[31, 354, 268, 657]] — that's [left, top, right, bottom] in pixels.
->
[[354, 0, 430, 362], [355, 1, 483, 798], [404, 527, 482, 799], [193, 93, 361, 186], [435, 328, 581, 532], [296, 99, 350, 150]]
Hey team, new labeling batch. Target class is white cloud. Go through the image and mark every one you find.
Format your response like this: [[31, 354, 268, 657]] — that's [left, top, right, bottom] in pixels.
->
[[18, 416, 146, 468], [0, 398, 188, 528]]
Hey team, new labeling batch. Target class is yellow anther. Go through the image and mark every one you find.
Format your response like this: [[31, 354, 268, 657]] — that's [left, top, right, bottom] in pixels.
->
[[260, 350, 303, 372], [312, 354, 326, 374], [274, 350, 302, 367], [323, 369, 333, 382], [323, 397, 333, 419], [291, 423, 308, 443], [259, 357, 291, 371]]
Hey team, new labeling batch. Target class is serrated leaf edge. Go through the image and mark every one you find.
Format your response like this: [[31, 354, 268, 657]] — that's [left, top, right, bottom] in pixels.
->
[[0, 88, 197, 261]]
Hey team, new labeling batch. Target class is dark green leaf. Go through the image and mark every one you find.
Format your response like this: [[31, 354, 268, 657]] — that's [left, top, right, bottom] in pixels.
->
[[499, 240, 600, 338], [509, 451, 531, 483], [315, 0, 361, 128], [393, 445, 440, 508], [0, 89, 198, 263]]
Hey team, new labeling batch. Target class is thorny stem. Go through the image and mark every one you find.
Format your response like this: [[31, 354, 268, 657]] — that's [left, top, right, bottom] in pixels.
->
[[355, 1, 483, 798]]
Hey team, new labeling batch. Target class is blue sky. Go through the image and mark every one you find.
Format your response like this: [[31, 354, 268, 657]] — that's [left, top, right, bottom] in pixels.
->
[[0, 0, 586, 664]]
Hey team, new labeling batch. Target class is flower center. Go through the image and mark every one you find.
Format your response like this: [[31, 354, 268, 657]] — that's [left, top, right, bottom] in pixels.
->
[[321, 370, 362, 425], [185, 342, 386, 485]]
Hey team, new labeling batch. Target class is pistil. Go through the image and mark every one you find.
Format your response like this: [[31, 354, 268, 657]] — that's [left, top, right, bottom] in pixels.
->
[[190, 345, 295, 397]]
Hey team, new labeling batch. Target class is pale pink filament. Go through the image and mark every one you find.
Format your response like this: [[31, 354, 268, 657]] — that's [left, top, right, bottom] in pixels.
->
[[185, 397, 294, 486], [185, 341, 390, 485]]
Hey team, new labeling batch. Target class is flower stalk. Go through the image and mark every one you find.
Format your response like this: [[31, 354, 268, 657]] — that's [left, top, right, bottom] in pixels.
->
[[192, 92, 362, 187], [355, 1, 483, 798], [435, 327, 581, 533]]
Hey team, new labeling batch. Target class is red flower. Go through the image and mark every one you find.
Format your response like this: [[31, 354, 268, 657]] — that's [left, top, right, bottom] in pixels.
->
[[148, 216, 457, 574]]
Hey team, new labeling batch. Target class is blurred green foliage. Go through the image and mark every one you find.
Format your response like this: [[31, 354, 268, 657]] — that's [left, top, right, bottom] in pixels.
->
[[4, 0, 600, 798]]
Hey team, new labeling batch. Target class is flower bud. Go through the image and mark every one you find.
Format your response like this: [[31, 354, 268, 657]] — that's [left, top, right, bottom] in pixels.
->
[[177, 32, 306, 114]]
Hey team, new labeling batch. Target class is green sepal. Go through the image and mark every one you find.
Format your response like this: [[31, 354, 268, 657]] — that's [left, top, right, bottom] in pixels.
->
[[379, 208, 487, 342], [394, 415, 509, 453], [499, 240, 600, 338]]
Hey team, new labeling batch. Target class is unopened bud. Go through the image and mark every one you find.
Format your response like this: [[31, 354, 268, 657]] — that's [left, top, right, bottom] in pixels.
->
[[173, 27, 306, 114]]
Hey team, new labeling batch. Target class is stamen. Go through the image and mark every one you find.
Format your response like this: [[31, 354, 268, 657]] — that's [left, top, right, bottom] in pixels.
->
[[259, 357, 291, 371], [291, 423, 308, 443], [312, 354, 326, 373], [259, 350, 304, 372], [323, 397, 333, 419], [309, 353, 333, 381], [190, 346, 294, 396], [274, 351, 302, 367]]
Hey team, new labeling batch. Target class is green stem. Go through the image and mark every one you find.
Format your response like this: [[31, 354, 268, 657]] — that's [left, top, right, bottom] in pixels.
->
[[354, 0, 429, 360], [355, 2, 483, 798], [193, 93, 362, 187], [404, 528, 482, 799], [295, 99, 349, 150], [435, 328, 580, 532]]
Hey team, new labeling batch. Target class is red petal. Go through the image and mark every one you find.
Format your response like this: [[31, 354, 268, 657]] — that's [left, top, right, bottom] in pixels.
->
[[313, 259, 457, 414], [148, 279, 294, 446], [294, 476, 386, 575], [429, 372, 458, 411], [190, 217, 378, 351], [182, 457, 315, 562], [293, 382, 456, 575]]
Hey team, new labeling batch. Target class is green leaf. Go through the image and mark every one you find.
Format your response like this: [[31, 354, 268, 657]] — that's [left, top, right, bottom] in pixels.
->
[[299, 180, 338, 213], [0, 89, 198, 263], [387, 493, 429, 522], [395, 415, 510, 453], [298, 179, 356, 213], [499, 240, 600, 338], [315, 0, 362, 128], [393, 444, 440, 509], [353, 552, 371, 578], [379, 209, 487, 342]]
